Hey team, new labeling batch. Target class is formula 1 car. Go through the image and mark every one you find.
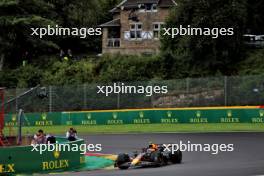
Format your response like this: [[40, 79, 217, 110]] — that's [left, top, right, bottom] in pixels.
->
[[115, 144, 182, 169]]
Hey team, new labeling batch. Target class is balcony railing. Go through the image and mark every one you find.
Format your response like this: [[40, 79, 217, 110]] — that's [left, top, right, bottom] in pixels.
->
[[107, 38, 120, 48]]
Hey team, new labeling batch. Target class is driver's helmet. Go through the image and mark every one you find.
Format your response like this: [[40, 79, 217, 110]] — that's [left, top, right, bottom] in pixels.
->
[[148, 143, 158, 151]]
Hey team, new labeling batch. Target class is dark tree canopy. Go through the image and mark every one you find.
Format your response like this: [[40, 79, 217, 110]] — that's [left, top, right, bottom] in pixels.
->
[[0, 0, 121, 68], [161, 0, 263, 78]]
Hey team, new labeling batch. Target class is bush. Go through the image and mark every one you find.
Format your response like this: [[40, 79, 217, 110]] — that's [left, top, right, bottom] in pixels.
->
[[41, 60, 94, 85], [94, 54, 161, 82], [238, 49, 264, 75]]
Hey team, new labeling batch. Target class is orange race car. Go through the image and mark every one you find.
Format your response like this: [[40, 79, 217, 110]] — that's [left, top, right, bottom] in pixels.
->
[[115, 143, 182, 170]]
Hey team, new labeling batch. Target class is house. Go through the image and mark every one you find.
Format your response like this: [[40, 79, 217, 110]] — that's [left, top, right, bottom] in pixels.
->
[[100, 0, 177, 55]]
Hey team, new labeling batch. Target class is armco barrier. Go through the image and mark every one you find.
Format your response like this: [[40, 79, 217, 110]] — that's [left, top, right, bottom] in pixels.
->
[[0, 137, 85, 174], [4, 107, 264, 127]]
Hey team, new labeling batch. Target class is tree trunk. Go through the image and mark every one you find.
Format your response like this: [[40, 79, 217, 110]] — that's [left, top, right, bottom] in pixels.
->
[[0, 54, 4, 71]]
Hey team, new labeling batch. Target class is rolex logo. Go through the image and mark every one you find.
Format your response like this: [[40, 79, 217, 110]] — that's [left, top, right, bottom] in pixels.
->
[[87, 113, 92, 120], [259, 110, 264, 117], [53, 150, 60, 159], [42, 113, 47, 120], [167, 111, 172, 118], [196, 111, 201, 118], [139, 112, 144, 118], [227, 110, 232, 117], [12, 114, 16, 121], [113, 112, 118, 119]]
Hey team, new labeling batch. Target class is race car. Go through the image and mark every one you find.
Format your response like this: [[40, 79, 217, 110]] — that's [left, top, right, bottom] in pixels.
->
[[115, 143, 182, 169]]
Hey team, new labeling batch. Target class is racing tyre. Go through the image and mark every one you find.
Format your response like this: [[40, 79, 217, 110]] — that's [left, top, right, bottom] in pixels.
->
[[116, 153, 130, 170], [170, 150, 182, 164]]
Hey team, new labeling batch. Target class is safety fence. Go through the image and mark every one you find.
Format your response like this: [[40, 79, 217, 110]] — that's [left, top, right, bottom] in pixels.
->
[[4, 107, 264, 127], [2, 75, 264, 113]]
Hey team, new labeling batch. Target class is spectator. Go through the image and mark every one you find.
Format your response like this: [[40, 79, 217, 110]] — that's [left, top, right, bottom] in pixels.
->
[[60, 49, 69, 62], [46, 134, 56, 144], [66, 128, 77, 141], [59, 49, 65, 59], [32, 129, 46, 144], [22, 51, 29, 67], [67, 49, 73, 59]]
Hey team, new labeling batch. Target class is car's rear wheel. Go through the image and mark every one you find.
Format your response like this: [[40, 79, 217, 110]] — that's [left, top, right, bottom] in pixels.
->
[[116, 153, 130, 170], [170, 150, 182, 164]]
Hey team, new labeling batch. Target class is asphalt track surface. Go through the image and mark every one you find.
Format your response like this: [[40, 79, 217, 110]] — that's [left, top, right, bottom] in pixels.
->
[[63, 133, 264, 176]]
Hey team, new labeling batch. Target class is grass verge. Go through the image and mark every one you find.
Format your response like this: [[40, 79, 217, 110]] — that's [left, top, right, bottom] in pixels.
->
[[3, 123, 264, 135]]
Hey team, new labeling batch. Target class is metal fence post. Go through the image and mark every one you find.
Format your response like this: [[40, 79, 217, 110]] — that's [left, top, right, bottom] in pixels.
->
[[117, 82, 120, 109], [224, 76, 228, 106], [49, 86, 53, 112], [186, 78, 190, 93], [83, 84, 87, 110], [15, 88, 18, 113]]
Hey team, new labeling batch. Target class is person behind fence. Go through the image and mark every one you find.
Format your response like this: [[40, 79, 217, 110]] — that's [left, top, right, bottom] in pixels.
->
[[46, 134, 56, 144], [32, 129, 46, 144], [66, 128, 77, 141]]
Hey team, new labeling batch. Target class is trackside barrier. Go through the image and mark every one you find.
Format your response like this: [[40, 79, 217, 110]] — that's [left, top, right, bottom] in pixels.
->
[[4, 107, 264, 127], [0, 138, 85, 174]]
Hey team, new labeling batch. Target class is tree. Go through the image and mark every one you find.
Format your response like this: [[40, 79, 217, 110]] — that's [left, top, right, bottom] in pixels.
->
[[161, 0, 248, 77], [0, 0, 59, 68], [58, 0, 121, 53], [246, 0, 264, 34]]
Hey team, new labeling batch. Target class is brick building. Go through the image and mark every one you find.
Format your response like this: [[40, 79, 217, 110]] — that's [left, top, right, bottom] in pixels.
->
[[100, 0, 177, 55]]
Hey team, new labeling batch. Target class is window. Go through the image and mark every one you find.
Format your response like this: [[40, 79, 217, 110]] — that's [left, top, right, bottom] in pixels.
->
[[153, 22, 164, 39], [139, 3, 158, 12], [152, 4, 157, 11], [145, 4, 152, 11], [107, 39, 120, 47], [130, 23, 142, 40]]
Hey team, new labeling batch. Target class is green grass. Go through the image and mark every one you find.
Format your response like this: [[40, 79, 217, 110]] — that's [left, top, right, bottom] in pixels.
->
[[3, 123, 264, 136]]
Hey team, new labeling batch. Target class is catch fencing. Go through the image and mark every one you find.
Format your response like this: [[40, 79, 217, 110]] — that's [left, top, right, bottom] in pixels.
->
[[3, 75, 264, 113]]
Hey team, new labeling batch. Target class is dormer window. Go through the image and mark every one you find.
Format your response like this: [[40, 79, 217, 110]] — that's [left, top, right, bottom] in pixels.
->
[[146, 4, 152, 11], [139, 3, 158, 12], [152, 4, 157, 11]]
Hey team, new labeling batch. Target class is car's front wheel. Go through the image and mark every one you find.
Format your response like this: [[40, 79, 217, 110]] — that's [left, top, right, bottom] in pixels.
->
[[115, 153, 130, 170]]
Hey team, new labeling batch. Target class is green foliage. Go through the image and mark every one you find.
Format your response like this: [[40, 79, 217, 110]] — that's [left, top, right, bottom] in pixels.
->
[[0, 0, 120, 68], [161, 0, 248, 77], [247, 0, 264, 34], [94, 54, 161, 82], [227, 75, 264, 105], [0, 0, 59, 68], [0, 54, 161, 87], [42, 60, 94, 85], [16, 65, 42, 88], [1, 0, 264, 87], [238, 49, 264, 75], [0, 65, 42, 88]]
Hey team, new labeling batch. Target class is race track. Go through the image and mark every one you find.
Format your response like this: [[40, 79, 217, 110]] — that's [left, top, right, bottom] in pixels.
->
[[67, 133, 264, 176]]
